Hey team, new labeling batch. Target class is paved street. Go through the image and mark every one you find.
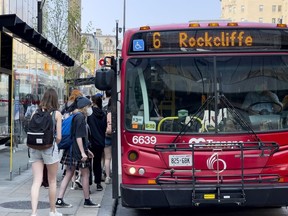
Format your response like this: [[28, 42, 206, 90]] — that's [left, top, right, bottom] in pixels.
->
[[0, 144, 114, 216]]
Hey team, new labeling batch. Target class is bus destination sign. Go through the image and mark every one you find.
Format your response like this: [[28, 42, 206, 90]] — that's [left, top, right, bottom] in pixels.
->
[[130, 29, 288, 53]]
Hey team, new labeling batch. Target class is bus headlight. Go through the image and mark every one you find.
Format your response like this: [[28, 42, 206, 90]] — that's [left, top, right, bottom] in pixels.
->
[[128, 151, 138, 162], [129, 167, 136, 175], [138, 168, 145, 175]]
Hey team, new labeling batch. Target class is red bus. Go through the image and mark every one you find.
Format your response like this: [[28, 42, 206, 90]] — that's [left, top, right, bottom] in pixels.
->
[[95, 21, 288, 208]]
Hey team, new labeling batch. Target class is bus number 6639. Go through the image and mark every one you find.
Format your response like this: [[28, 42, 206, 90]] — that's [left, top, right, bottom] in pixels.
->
[[132, 135, 157, 145]]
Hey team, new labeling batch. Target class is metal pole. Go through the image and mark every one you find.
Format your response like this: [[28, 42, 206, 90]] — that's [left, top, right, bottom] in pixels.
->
[[116, 20, 119, 58], [97, 38, 99, 68], [37, 1, 43, 33], [2, 0, 4, 14], [123, 0, 126, 36], [37, 0, 46, 33]]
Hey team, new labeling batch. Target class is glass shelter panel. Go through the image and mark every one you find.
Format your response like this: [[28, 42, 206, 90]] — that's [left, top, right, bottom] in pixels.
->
[[125, 55, 288, 134], [0, 74, 9, 141], [5, 38, 66, 180]]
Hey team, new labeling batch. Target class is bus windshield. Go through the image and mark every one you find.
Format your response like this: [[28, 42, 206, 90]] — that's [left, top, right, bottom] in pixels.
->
[[125, 55, 288, 133]]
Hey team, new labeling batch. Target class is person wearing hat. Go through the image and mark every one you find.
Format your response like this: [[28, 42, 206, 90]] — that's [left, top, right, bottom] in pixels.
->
[[95, 92, 103, 98], [59, 89, 83, 190], [56, 96, 100, 208]]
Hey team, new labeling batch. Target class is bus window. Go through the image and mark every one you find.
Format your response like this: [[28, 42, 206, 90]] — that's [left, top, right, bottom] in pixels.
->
[[125, 55, 288, 133]]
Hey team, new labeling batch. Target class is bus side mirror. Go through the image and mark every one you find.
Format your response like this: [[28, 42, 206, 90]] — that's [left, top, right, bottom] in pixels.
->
[[95, 69, 114, 90]]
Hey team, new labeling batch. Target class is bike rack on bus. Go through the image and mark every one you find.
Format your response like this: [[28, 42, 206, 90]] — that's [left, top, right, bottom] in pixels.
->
[[154, 141, 279, 206]]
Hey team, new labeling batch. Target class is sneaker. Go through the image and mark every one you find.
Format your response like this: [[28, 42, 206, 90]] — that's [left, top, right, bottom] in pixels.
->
[[75, 179, 83, 189], [84, 199, 101, 208], [101, 173, 105, 182], [55, 198, 72, 208], [49, 210, 63, 216], [101, 170, 106, 181], [71, 181, 81, 190], [41, 182, 49, 188], [105, 176, 111, 184], [96, 184, 103, 191]]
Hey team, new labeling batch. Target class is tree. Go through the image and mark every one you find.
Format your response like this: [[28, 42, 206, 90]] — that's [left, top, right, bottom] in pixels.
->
[[42, 0, 92, 81]]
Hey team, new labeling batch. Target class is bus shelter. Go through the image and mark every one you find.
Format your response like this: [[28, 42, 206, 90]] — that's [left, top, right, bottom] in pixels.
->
[[0, 14, 74, 180]]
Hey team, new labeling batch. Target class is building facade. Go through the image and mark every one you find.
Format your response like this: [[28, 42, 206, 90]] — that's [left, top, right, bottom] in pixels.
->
[[82, 33, 99, 77], [0, 0, 37, 28], [0, 0, 74, 181], [220, 0, 288, 24], [82, 29, 118, 75], [77, 30, 118, 96]]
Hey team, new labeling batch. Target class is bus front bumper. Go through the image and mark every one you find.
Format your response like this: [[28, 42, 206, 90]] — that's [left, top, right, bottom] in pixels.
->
[[121, 183, 288, 208]]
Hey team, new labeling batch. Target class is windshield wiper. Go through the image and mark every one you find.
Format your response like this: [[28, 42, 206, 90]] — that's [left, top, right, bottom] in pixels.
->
[[172, 96, 214, 143], [172, 94, 263, 146]]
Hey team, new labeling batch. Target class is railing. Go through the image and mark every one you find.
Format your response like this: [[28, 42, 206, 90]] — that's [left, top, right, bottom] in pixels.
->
[[154, 141, 279, 205]]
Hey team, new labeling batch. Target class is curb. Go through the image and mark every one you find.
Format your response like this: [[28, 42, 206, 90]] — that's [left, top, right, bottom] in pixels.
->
[[97, 184, 117, 216], [112, 197, 119, 216]]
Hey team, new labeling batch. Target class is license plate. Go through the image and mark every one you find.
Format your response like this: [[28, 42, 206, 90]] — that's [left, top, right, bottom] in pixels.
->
[[169, 155, 192, 167]]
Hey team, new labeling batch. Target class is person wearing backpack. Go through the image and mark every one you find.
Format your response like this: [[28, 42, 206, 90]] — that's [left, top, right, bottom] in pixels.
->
[[56, 96, 100, 208], [25, 95, 50, 189], [59, 89, 83, 187], [28, 88, 63, 216], [87, 94, 107, 191]]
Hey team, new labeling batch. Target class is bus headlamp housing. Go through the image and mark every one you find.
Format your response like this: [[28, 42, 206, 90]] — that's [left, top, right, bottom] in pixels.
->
[[128, 151, 138, 162], [129, 167, 136, 175], [138, 168, 145, 175]]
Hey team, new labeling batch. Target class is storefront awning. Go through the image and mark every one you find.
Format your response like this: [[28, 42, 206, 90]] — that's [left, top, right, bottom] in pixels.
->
[[0, 14, 74, 67]]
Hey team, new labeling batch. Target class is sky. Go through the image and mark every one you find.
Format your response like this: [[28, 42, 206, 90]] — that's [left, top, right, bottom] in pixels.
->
[[81, 0, 221, 36]]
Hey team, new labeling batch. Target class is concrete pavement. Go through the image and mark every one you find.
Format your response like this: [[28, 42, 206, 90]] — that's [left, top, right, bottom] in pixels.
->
[[0, 145, 115, 216]]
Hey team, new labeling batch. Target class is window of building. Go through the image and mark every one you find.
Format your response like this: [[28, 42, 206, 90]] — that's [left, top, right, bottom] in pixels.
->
[[272, 18, 276, 23], [229, 6, 232, 13], [278, 5, 282, 12], [259, 5, 264, 12], [259, 18, 263, 23], [241, 5, 245, 13], [272, 5, 276, 12], [103, 38, 114, 53], [278, 18, 282, 24]]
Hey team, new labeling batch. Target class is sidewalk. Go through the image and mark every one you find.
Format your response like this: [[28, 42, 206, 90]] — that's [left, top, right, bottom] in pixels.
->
[[0, 164, 114, 216]]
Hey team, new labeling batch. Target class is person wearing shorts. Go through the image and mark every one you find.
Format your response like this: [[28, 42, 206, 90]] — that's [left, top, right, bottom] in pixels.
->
[[29, 88, 63, 216]]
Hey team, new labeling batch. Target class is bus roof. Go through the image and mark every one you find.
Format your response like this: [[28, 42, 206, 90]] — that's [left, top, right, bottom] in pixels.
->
[[125, 22, 286, 34], [122, 21, 288, 54]]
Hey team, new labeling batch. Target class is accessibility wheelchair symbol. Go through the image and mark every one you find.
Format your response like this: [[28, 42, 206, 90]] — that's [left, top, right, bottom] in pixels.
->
[[133, 39, 144, 51]]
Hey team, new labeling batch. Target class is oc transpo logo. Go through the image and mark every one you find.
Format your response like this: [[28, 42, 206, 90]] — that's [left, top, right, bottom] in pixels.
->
[[207, 153, 227, 173], [189, 138, 231, 173]]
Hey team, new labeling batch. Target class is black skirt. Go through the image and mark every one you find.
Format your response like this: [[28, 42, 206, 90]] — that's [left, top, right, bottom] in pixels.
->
[[60, 149, 91, 168]]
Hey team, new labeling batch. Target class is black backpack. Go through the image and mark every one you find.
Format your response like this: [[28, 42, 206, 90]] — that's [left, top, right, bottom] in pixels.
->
[[26, 109, 55, 150]]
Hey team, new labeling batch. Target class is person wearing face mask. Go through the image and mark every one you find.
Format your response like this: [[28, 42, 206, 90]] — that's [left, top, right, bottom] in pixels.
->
[[56, 96, 100, 208], [87, 94, 107, 191]]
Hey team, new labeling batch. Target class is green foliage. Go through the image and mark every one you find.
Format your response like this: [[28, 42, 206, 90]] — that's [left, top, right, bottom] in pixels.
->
[[42, 0, 92, 82]]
